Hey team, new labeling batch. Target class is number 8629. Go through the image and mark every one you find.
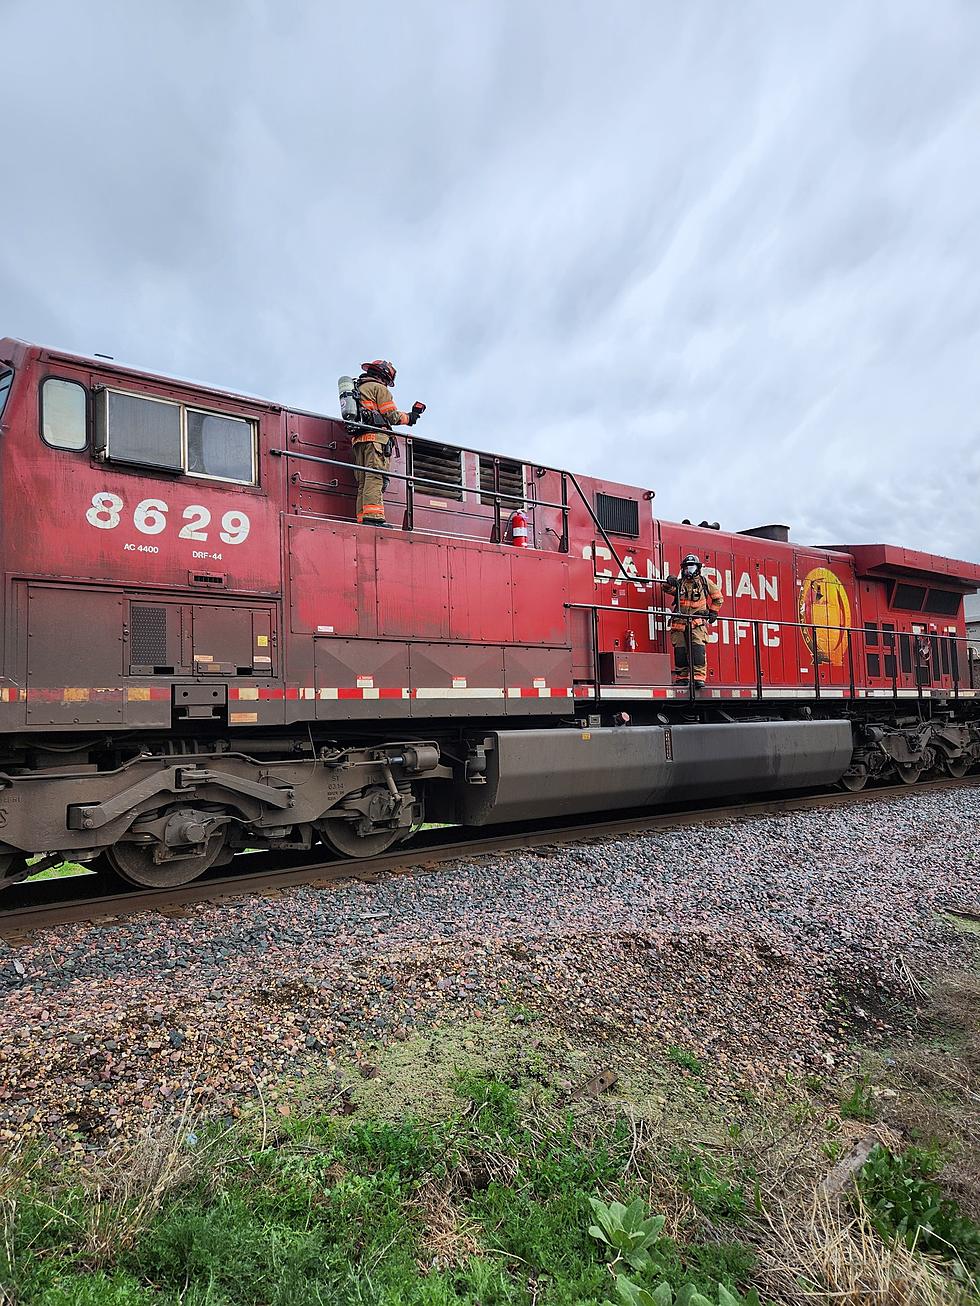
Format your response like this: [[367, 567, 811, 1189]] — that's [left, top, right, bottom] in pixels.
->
[[85, 493, 250, 545]]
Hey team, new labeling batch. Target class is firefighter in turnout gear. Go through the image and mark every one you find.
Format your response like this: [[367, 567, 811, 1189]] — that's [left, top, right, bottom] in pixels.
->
[[663, 554, 723, 690], [350, 360, 425, 527]]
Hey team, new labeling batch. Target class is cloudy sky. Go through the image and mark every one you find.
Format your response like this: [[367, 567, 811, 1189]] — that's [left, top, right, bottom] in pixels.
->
[[2, 0, 979, 572]]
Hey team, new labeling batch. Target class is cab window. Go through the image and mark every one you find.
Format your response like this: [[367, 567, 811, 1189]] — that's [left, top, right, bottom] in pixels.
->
[[97, 390, 182, 470], [0, 369, 12, 423], [95, 388, 256, 484], [186, 408, 254, 484], [41, 377, 87, 450]]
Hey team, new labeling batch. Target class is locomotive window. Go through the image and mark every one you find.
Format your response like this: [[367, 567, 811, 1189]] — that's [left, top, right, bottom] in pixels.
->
[[882, 623, 896, 678], [940, 637, 950, 676], [949, 638, 960, 681], [186, 409, 255, 484], [864, 621, 878, 648], [900, 634, 912, 674], [41, 377, 87, 450], [924, 588, 960, 616], [866, 653, 880, 677], [0, 369, 12, 423], [97, 389, 182, 471]]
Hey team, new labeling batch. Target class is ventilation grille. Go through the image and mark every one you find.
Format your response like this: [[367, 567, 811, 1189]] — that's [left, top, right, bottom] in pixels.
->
[[595, 492, 640, 538], [411, 440, 463, 500], [478, 455, 524, 507], [925, 588, 960, 616], [131, 604, 168, 666], [893, 582, 926, 611]]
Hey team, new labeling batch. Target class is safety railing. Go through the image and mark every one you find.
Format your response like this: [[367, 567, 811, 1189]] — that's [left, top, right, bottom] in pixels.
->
[[566, 601, 977, 706], [271, 419, 637, 574]]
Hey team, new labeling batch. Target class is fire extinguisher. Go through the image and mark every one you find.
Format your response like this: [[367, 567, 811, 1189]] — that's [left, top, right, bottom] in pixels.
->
[[625, 628, 637, 652], [510, 509, 529, 547]]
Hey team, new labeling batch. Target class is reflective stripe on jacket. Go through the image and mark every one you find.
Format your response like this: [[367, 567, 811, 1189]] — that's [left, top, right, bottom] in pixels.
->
[[669, 575, 723, 628], [354, 377, 408, 443]]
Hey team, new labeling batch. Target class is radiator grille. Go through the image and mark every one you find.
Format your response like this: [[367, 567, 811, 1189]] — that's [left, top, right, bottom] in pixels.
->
[[131, 604, 168, 667], [410, 440, 463, 500], [595, 492, 640, 538], [478, 455, 524, 507]]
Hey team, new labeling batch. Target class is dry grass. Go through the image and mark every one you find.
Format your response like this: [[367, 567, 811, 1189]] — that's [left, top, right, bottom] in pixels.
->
[[412, 1183, 484, 1270], [73, 1115, 214, 1263], [757, 1189, 970, 1306]]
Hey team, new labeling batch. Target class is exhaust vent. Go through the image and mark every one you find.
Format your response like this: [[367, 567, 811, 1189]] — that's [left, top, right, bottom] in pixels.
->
[[738, 524, 790, 543]]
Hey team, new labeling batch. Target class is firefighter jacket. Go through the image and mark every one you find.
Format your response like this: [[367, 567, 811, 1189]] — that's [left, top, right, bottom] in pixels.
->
[[354, 377, 409, 444], [667, 573, 723, 630]]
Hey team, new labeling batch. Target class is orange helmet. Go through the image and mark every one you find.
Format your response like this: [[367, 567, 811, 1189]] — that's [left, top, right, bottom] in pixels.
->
[[361, 359, 396, 386]]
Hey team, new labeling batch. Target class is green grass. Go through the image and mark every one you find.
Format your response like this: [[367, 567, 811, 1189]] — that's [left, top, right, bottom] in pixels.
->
[[1, 1074, 758, 1306], [25, 857, 94, 882]]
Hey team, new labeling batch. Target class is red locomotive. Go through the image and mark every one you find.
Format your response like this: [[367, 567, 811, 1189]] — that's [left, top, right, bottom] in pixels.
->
[[0, 338, 977, 890]]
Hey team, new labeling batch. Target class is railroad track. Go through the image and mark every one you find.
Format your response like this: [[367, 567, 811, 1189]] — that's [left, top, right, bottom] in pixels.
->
[[1, 776, 976, 939]]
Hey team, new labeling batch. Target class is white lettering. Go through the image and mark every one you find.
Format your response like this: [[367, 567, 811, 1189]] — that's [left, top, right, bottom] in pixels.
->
[[84, 493, 251, 545]]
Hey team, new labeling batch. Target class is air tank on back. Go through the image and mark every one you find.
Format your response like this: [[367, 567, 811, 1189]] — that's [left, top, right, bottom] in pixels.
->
[[338, 376, 359, 422]]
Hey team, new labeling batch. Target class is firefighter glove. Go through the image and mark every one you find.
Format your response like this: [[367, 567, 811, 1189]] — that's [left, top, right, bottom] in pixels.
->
[[706, 611, 718, 623], [408, 401, 426, 425], [664, 574, 680, 589]]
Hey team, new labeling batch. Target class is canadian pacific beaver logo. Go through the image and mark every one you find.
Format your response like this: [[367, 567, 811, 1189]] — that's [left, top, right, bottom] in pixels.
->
[[798, 566, 851, 666]]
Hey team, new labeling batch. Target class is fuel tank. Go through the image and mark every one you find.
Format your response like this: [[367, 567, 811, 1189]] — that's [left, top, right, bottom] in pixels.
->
[[460, 721, 853, 825]]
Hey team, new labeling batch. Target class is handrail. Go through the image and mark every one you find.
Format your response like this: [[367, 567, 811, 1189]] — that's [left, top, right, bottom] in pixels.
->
[[271, 447, 567, 512], [565, 600, 976, 705], [288, 418, 656, 572]]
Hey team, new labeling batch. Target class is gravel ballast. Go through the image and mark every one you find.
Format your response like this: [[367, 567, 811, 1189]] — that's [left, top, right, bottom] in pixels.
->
[[1, 786, 977, 1149]]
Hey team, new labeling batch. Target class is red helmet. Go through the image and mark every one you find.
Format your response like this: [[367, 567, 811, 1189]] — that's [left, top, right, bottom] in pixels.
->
[[361, 359, 396, 386]]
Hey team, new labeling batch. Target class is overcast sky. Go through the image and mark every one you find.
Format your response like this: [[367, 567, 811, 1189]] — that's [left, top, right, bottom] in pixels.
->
[[2, 0, 978, 570]]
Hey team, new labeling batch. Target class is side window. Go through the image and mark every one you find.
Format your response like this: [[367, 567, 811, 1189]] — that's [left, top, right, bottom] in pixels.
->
[[0, 369, 12, 423], [41, 377, 88, 450], [95, 389, 182, 471], [186, 409, 255, 484]]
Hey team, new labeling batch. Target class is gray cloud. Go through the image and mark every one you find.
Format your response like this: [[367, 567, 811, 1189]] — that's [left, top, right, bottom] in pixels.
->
[[1, 0, 978, 561]]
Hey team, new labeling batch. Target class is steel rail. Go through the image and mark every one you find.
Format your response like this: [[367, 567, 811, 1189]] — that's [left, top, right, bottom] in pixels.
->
[[1, 776, 975, 939]]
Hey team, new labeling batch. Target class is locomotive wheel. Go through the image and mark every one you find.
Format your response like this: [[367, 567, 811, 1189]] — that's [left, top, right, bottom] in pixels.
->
[[318, 819, 406, 859], [896, 764, 923, 785], [105, 834, 226, 889], [943, 757, 970, 779], [840, 771, 868, 792]]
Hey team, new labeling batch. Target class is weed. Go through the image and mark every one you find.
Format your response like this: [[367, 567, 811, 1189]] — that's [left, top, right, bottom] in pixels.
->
[[589, 1195, 666, 1271], [670, 1150, 746, 1222], [857, 1145, 980, 1284], [839, 1076, 876, 1121], [667, 1047, 704, 1075], [605, 1277, 760, 1305]]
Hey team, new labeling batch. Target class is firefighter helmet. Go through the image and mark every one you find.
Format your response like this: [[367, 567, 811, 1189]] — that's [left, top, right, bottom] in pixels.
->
[[680, 553, 702, 578], [361, 359, 396, 386]]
